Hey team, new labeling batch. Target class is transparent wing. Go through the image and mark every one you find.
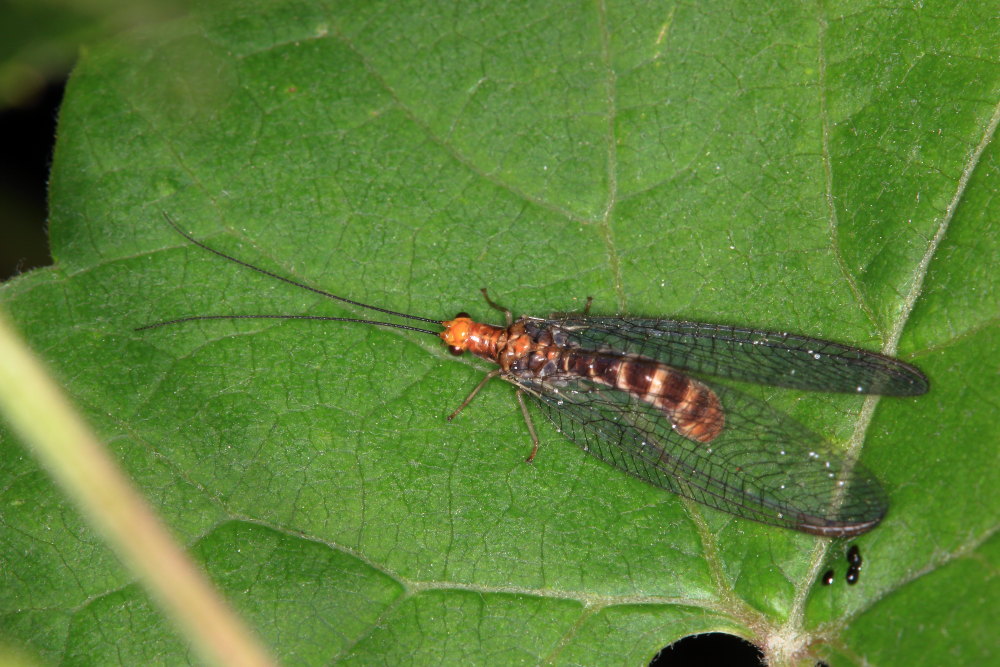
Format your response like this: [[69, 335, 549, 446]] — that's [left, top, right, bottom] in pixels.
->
[[534, 317, 928, 396], [513, 370, 888, 536]]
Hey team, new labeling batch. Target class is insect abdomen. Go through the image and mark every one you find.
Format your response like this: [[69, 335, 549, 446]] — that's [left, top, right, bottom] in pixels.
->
[[562, 352, 724, 442]]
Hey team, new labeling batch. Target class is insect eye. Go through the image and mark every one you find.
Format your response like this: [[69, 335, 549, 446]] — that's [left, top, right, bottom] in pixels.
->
[[448, 346, 465, 356], [455, 312, 470, 319]]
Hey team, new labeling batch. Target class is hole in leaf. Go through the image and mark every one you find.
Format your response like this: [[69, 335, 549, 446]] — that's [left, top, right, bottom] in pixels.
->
[[650, 632, 763, 665]]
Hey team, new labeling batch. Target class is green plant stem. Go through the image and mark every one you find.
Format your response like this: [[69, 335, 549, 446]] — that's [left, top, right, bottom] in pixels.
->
[[0, 311, 276, 667]]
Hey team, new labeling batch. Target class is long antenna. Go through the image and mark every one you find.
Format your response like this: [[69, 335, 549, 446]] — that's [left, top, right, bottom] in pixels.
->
[[164, 213, 439, 323], [136, 213, 443, 335], [136, 314, 440, 336]]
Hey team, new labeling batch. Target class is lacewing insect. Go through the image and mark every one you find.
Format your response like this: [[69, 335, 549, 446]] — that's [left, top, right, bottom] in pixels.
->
[[138, 215, 929, 537]]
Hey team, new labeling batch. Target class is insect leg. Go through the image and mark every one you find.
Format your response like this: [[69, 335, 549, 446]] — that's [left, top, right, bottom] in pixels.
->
[[447, 370, 502, 421], [516, 389, 540, 463], [582, 296, 593, 315], [479, 288, 513, 327]]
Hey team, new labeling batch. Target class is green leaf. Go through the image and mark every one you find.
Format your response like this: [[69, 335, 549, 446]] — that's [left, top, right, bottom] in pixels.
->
[[2, 1, 998, 664]]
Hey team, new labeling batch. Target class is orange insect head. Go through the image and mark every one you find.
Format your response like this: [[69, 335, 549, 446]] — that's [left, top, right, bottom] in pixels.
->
[[441, 315, 476, 355], [440, 315, 506, 359]]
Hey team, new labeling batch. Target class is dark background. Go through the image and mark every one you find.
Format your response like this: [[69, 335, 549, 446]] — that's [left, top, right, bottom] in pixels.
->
[[1, 79, 62, 281]]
